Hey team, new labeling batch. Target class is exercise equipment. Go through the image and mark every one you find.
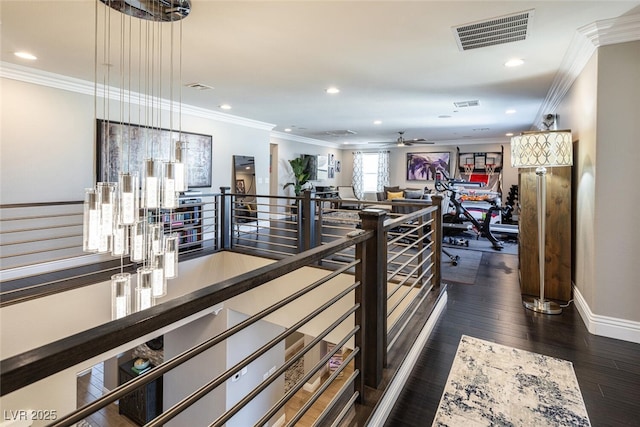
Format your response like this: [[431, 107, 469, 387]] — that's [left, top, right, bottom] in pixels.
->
[[435, 179, 505, 251]]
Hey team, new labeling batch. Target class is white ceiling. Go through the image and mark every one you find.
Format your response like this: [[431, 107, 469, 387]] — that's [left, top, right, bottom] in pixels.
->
[[2, 1, 639, 147]]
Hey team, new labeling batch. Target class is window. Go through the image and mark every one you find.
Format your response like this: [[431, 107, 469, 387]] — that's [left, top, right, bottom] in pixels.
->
[[362, 153, 379, 192]]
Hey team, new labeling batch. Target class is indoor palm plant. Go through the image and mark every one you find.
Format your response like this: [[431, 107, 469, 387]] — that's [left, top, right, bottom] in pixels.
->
[[283, 157, 311, 196]]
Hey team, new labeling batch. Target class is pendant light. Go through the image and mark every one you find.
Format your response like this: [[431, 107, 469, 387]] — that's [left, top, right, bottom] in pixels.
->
[[83, 0, 192, 320]]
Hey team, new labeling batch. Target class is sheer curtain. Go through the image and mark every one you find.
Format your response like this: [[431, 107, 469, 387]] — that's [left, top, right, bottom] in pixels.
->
[[352, 151, 364, 199], [376, 150, 390, 192]]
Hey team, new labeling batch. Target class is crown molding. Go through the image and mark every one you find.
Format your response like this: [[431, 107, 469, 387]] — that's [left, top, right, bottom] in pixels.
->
[[270, 130, 340, 148], [534, 14, 640, 130], [0, 62, 275, 132]]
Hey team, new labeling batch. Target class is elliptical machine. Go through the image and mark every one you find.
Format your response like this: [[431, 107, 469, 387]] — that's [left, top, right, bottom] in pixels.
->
[[435, 179, 504, 251]]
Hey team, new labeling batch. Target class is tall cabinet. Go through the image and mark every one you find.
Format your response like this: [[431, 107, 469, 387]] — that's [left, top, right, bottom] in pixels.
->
[[518, 166, 572, 302]]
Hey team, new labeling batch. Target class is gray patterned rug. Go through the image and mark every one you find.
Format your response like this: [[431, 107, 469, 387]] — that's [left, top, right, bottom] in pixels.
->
[[433, 335, 590, 427]]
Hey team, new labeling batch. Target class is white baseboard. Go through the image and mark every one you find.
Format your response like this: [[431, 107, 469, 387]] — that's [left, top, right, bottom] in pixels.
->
[[303, 376, 322, 393], [270, 413, 286, 427], [367, 290, 448, 426], [573, 286, 640, 344]]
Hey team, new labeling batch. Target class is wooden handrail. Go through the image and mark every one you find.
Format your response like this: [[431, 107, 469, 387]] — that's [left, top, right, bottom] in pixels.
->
[[0, 231, 372, 396]]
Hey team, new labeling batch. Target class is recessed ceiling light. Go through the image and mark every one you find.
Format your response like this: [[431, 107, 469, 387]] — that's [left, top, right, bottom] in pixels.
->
[[506, 132, 514, 137], [284, 128, 292, 132], [373, 120, 382, 125], [14, 51, 37, 60], [505, 109, 516, 114], [326, 87, 340, 94], [219, 104, 232, 110], [505, 58, 524, 67]]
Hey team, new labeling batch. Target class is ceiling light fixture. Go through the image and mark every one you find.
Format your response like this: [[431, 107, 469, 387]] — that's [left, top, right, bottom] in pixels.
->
[[14, 51, 37, 60], [506, 132, 514, 137], [284, 128, 292, 132], [506, 109, 517, 114], [220, 104, 232, 110], [505, 58, 524, 67], [84, 0, 191, 320], [326, 87, 340, 94], [373, 120, 382, 125]]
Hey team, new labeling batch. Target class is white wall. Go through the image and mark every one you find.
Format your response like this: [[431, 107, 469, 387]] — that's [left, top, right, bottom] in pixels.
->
[[226, 310, 285, 427], [0, 73, 273, 205], [164, 310, 228, 427], [339, 141, 516, 197], [557, 50, 599, 311], [270, 135, 343, 197], [558, 40, 640, 329]]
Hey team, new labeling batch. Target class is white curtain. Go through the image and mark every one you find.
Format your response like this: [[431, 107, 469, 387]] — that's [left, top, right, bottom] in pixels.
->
[[376, 150, 390, 192], [352, 151, 364, 199]]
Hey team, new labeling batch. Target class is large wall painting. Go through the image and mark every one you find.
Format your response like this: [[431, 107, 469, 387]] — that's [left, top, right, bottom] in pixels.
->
[[406, 152, 450, 181], [97, 120, 212, 188]]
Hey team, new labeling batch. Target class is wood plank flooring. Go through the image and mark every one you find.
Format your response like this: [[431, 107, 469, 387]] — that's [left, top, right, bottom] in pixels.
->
[[77, 363, 137, 427], [384, 251, 640, 427]]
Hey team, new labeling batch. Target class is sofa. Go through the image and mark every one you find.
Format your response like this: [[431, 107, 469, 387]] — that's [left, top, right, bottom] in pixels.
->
[[376, 185, 430, 202]]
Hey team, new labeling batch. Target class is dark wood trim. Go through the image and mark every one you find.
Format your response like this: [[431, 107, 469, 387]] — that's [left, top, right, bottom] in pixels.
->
[[0, 233, 371, 396]]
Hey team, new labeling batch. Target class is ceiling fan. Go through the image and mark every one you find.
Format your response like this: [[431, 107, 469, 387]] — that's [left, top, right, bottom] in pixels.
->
[[369, 131, 434, 148]]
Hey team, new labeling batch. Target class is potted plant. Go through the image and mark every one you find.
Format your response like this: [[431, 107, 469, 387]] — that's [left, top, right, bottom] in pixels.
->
[[283, 157, 311, 196]]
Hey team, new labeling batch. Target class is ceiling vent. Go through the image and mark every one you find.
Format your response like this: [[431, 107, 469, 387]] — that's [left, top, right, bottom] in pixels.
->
[[185, 82, 214, 90], [322, 130, 358, 137], [454, 100, 480, 108], [453, 9, 534, 51]]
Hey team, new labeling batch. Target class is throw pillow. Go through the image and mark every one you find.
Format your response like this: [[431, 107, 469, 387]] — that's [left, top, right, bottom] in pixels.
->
[[384, 185, 400, 194], [387, 191, 404, 200], [404, 189, 423, 199]]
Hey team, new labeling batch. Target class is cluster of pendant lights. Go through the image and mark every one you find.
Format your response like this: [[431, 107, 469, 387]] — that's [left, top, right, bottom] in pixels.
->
[[83, 0, 192, 320], [83, 144, 187, 319]]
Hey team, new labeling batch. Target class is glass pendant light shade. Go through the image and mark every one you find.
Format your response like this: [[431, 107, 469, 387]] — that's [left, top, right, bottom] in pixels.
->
[[151, 253, 167, 297], [112, 222, 130, 257], [119, 172, 139, 225], [136, 267, 154, 311], [174, 141, 187, 192], [162, 162, 178, 209], [164, 234, 179, 279], [83, 188, 100, 252], [111, 272, 131, 320], [143, 159, 160, 209], [98, 182, 116, 253], [130, 221, 146, 262], [149, 223, 164, 255]]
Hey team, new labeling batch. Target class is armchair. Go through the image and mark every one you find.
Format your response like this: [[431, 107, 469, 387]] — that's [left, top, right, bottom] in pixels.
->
[[337, 186, 363, 209]]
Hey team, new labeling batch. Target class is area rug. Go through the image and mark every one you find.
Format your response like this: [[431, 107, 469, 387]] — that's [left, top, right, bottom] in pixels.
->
[[319, 211, 360, 226], [433, 335, 591, 427]]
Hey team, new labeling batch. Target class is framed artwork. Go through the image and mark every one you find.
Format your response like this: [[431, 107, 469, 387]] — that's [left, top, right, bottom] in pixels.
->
[[235, 179, 246, 194], [335, 160, 341, 173], [329, 153, 335, 166], [328, 166, 335, 179], [406, 152, 450, 181], [96, 119, 213, 188]]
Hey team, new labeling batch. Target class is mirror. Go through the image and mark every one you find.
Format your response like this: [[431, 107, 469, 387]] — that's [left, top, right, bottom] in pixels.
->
[[233, 155, 257, 222]]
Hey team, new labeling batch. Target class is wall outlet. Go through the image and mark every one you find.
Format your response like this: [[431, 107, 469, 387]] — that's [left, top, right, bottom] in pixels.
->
[[241, 367, 248, 376]]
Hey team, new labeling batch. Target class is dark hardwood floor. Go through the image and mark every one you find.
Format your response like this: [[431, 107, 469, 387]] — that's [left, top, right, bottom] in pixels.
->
[[384, 251, 640, 427]]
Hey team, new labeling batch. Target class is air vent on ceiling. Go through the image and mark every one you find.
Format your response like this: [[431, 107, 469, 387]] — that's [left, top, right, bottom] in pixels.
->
[[454, 100, 480, 108], [322, 130, 358, 137], [453, 9, 534, 51], [185, 82, 214, 90]]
